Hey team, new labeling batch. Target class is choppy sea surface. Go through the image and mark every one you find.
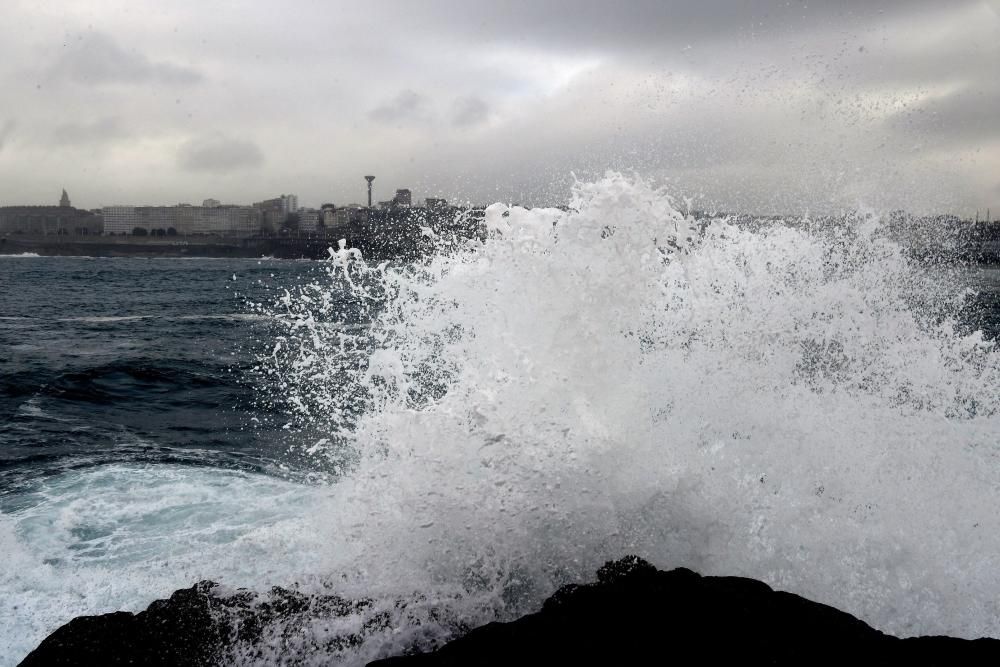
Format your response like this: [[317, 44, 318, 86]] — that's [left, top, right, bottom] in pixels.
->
[[2, 176, 1000, 665]]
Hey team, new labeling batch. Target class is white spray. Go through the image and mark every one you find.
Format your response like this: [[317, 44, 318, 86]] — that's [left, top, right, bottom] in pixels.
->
[[247, 173, 1000, 663]]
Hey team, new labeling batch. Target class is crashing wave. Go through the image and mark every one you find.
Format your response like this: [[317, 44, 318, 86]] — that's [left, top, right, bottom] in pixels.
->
[[239, 172, 1000, 663]]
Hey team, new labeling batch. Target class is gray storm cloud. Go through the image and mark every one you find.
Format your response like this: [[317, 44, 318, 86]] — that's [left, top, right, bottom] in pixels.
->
[[886, 83, 1000, 147], [0, 0, 995, 215], [369, 90, 429, 124], [48, 33, 202, 86], [178, 136, 265, 173], [52, 117, 130, 147], [452, 96, 490, 128]]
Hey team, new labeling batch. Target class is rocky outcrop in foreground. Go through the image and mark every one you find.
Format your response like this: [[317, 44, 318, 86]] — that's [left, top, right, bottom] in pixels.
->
[[20, 556, 1000, 666], [372, 556, 1000, 666], [18, 582, 383, 666]]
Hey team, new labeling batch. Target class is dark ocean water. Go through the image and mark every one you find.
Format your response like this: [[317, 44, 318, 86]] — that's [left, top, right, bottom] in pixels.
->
[[0, 257, 314, 473], [1, 245, 999, 664]]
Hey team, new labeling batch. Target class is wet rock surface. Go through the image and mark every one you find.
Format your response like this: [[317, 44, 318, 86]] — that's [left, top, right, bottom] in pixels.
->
[[18, 581, 380, 666], [20, 556, 1000, 666], [370, 556, 1000, 667]]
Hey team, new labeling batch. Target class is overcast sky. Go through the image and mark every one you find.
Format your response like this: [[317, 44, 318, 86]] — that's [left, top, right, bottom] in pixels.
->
[[0, 0, 997, 215]]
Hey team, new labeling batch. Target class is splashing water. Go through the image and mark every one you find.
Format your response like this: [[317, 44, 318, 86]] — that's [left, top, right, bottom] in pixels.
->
[[10, 173, 995, 664], [244, 172, 1000, 660]]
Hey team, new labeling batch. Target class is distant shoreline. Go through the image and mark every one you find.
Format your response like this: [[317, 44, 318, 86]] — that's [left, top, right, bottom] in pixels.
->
[[2, 231, 999, 264], [0, 234, 380, 260]]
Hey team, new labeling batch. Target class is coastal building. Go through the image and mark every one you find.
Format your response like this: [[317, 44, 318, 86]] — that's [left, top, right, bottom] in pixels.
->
[[102, 204, 262, 236], [189, 206, 253, 235], [320, 203, 336, 228], [102, 206, 178, 235], [0, 188, 101, 235], [334, 204, 366, 227], [101, 205, 137, 234], [145, 206, 178, 234], [298, 208, 319, 233], [394, 189, 412, 208], [253, 195, 297, 231], [0, 205, 100, 235], [373, 189, 415, 210], [283, 194, 298, 216]]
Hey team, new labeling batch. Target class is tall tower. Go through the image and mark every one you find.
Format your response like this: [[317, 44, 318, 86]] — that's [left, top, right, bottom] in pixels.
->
[[365, 175, 375, 208], [59, 189, 71, 207]]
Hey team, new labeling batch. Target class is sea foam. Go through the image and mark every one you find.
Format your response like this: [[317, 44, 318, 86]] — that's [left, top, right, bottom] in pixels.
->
[[249, 172, 1000, 661]]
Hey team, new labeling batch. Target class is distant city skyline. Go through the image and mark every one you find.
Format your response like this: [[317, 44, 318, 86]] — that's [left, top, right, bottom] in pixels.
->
[[9, 185, 996, 223], [4, 181, 437, 212], [0, 1, 996, 215]]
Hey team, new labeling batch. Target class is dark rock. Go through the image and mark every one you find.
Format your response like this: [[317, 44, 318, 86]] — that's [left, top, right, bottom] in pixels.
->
[[19, 583, 221, 666], [368, 557, 1000, 667], [18, 581, 376, 666], [21, 557, 1000, 666]]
